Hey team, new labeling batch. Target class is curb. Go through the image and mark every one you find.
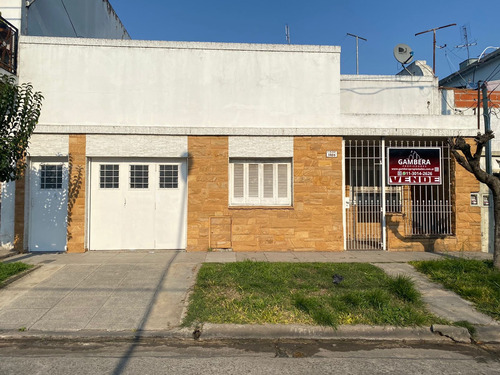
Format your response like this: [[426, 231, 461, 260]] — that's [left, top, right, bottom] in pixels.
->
[[0, 265, 41, 289], [0, 324, 462, 344], [0, 250, 18, 261], [197, 324, 453, 342], [431, 324, 471, 343]]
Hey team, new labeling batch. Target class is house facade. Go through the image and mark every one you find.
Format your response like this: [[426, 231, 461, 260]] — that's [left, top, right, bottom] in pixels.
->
[[0, 34, 487, 253]]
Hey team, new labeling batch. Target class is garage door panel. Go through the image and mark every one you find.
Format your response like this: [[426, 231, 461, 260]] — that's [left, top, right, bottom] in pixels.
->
[[155, 162, 187, 249], [89, 158, 187, 250]]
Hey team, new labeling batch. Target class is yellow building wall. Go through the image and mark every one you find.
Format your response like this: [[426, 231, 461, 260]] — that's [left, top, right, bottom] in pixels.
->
[[187, 136, 344, 252], [66, 134, 87, 253]]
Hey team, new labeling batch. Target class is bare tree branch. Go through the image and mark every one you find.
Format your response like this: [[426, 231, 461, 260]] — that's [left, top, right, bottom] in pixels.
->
[[449, 131, 500, 269]]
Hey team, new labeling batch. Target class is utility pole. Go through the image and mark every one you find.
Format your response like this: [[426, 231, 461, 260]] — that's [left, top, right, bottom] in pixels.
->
[[482, 82, 494, 253], [415, 23, 456, 75], [347, 33, 367, 75]]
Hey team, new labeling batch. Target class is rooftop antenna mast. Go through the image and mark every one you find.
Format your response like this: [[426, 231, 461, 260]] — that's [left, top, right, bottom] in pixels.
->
[[415, 23, 456, 75], [285, 24, 290, 44], [346, 33, 367, 75], [455, 25, 477, 60]]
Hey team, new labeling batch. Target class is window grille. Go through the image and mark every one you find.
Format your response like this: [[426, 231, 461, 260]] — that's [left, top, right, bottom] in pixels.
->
[[130, 165, 149, 189], [159, 165, 178, 189], [0, 16, 18, 74], [41, 165, 63, 189], [100, 165, 119, 189], [386, 139, 454, 237]]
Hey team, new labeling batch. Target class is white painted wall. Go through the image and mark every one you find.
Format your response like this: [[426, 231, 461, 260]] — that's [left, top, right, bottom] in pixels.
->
[[19, 37, 341, 129], [229, 137, 293, 157], [340, 74, 440, 115], [86, 135, 188, 157], [28, 134, 69, 156]]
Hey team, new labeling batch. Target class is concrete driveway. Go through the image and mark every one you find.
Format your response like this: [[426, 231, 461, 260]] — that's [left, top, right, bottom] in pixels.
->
[[0, 251, 202, 332]]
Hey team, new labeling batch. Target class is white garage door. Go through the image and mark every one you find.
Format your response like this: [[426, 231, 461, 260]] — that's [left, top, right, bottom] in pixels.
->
[[89, 158, 187, 250]]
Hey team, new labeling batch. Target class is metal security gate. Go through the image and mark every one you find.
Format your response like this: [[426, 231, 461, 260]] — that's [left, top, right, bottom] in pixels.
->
[[344, 138, 454, 251], [344, 139, 384, 250], [387, 139, 454, 237]]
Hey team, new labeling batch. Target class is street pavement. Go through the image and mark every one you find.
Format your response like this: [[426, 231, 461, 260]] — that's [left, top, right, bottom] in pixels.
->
[[0, 249, 498, 344]]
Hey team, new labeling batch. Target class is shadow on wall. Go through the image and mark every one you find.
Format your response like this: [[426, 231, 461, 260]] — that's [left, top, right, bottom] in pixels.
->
[[66, 154, 83, 241], [386, 214, 447, 252], [26, 156, 82, 251], [0, 180, 14, 248], [175, 152, 192, 249]]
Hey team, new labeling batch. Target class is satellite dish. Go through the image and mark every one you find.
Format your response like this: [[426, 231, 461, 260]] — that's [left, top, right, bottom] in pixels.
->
[[394, 44, 414, 64]]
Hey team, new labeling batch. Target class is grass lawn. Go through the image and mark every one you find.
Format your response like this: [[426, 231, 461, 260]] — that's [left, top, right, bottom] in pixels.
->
[[411, 258, 500, 321], [0, 262, 33, 286], [183, 261, 445, 328]]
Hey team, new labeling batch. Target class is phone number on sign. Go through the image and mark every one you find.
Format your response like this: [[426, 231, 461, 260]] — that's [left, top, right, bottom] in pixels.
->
[[401, 171, 434, 176]]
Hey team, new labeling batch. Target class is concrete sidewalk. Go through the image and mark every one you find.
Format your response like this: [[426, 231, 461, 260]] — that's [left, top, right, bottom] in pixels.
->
[[0, 250, 498, 344]]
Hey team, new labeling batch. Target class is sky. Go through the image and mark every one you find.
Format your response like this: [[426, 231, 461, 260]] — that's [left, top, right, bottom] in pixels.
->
[[108, 0, 500, 80]]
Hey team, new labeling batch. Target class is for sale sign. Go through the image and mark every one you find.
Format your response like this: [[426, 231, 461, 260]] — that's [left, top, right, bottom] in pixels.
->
[[387, 147, 441, 185]]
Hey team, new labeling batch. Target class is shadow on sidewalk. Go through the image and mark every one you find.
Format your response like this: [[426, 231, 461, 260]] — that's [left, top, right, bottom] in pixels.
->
[[111, 251, 180, 375]]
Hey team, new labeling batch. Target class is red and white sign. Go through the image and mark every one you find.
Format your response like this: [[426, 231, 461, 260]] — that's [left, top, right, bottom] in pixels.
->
[[387, 147, 441, 185]]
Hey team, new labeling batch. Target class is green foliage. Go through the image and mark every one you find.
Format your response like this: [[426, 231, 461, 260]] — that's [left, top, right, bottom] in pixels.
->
[[453, 320, 476, 336], [0, 262, 33, 285], [388, 275, 421, 303], [411, 258, 500, 320], [0, 74, 43, 182], [183, 262, 443, 328]]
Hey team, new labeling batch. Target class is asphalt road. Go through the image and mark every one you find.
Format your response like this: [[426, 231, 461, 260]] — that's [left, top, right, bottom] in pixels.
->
[[0, 339, 498, 375]]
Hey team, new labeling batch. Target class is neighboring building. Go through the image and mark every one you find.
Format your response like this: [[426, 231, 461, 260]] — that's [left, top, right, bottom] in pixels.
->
[[439, 48, 500, 89], [0, 0, 129, 39], [0, 15, 18, 74], [0, 4, 491, 254], [438, 48, 500, 254]]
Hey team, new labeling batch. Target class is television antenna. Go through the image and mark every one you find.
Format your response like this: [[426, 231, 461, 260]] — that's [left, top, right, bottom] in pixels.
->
[[455, 25, 476, 59], [346, 33, 367, 75], [285, 24, 290, 44], [415, 23, 456, 75]]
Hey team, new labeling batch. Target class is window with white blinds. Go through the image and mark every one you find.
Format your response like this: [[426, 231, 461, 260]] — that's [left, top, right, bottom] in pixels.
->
[[230, 160, 292, 206]]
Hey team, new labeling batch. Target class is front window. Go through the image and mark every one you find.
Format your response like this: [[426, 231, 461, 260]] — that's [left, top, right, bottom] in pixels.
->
[[230, 159, 291, 206], [159, 164, 179, 189], [100, 164, 119, 189], [130, 165, 149, 189], [40, 165, 63, 189]]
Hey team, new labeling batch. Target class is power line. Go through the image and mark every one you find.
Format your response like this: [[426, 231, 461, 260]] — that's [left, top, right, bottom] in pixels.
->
[[60, 0, 78, 37]]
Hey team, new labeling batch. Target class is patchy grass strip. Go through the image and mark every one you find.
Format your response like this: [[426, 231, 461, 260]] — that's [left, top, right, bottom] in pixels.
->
[[183, 261, 445, 328], [0, 262, 34, 286], [411, 258, 500, 321]]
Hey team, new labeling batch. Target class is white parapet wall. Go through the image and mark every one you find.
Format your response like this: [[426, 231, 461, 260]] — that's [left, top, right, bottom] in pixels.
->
[[340, 73, 440, 115], [19, 37, 341, 130]]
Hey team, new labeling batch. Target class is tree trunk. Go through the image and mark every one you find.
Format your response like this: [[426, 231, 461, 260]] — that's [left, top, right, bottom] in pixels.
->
[[494, 192, 500, 269]]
